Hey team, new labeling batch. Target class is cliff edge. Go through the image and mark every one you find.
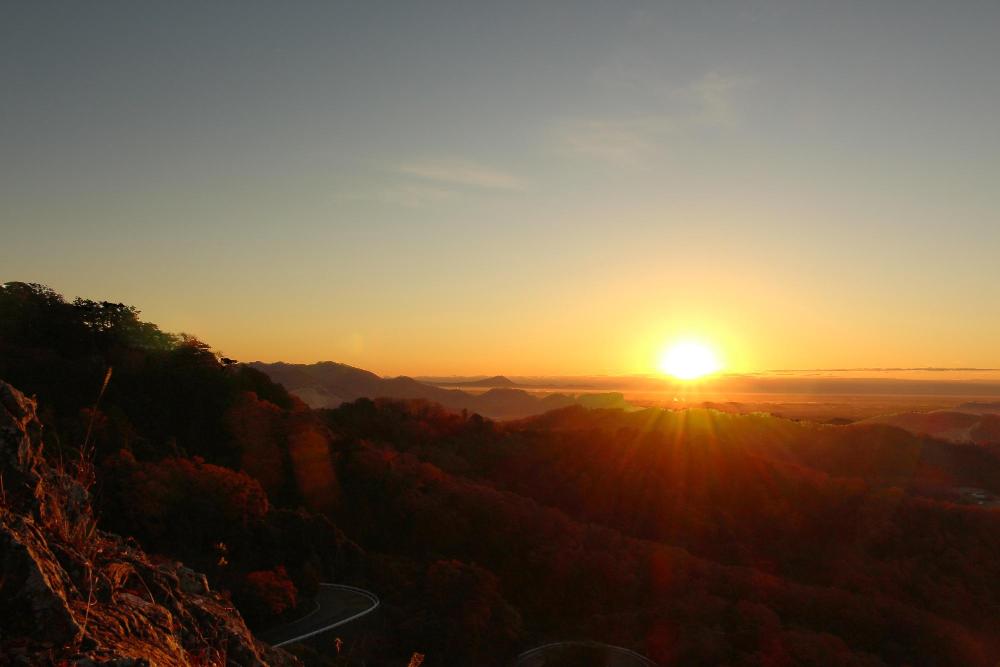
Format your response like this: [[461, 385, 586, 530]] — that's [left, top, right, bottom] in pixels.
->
[[0, 380, 297, 666]]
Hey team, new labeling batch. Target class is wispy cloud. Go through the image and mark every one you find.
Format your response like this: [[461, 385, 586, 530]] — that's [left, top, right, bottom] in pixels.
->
[[377, 184, 457, 208], [396, 158, 522, 190], [556, 116, 672, 165], [332, 182, 457, 209], [766, 367, 1000, 373], [343, 157, 522, 208], [683, 72, 756, 127], [555, 70, 756, 164]]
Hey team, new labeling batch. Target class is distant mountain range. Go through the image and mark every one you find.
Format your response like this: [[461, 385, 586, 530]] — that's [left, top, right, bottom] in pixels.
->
[[428, 375, 521, 388], [249, 361, 629, 419], [863, 402, 1000, 446]]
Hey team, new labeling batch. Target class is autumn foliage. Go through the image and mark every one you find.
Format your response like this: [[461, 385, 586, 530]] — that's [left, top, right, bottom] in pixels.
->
[[5, 282, 1000, 665], [236, 566, 299, 625]]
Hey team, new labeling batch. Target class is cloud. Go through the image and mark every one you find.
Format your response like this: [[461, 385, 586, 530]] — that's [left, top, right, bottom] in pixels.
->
[[331, 182, 457, 208], [555, 70, 756, 164], [556, 116, 672, 165], [396, 158, 522, 190], [377, 184, 457, 208], [766, 367, 1000, 373], [341, 157, 521, 208], [683, 72, 756, 127]]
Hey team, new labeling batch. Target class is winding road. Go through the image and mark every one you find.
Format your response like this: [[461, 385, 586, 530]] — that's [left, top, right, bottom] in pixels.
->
[[260, 583, 379, 648], [262, 587, 657, 667]]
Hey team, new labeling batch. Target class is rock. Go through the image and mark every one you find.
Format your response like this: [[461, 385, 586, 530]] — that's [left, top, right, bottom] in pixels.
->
[[177, 566, 210, 595], [0, 511, 82, 644], [0, 380, 299, 666]]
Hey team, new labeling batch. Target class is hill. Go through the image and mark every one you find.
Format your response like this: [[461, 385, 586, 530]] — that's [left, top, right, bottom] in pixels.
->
[[957, 400, 1000, 414], [7, 281, 1000, 665], [249, 361, 384, 408], [322, 400, 1000, 664], [429, 375, 520, 388], [251, 361, 628, 419], [863, 409, 1000, 446]]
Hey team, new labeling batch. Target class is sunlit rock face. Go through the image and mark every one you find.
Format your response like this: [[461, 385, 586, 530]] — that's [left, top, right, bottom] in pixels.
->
[[0, 380, 297, 666]]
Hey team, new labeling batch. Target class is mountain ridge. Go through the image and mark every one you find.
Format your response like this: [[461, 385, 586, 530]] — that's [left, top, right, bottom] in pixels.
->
[[250, 361, 629, 419], [430, 375, 520, 388], [863, 409, 1000, 446]]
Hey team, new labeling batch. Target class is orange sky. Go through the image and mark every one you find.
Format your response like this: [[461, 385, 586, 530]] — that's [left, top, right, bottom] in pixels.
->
[[4, 4, 1000, 376]]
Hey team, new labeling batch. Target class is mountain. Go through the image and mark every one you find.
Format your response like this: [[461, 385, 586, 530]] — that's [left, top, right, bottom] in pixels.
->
[[0, 380, 296, 666], [248, 361, 383, 408], [863, 409, 1000, 446], [251, 361, 629, 419], [10, 282, 1000, 665], [957, 401, 1000, 414], [429, 375, 520, 388]]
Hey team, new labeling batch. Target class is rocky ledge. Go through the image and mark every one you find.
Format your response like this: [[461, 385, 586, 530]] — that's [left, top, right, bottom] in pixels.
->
[[0, 380, 297, 666]]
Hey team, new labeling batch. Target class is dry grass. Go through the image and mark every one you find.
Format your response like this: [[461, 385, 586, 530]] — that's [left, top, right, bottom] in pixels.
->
[[48, 367, 111, 555]]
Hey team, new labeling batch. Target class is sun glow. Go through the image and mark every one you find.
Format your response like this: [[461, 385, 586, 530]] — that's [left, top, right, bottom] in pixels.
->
[[659, 341, 722, 380]]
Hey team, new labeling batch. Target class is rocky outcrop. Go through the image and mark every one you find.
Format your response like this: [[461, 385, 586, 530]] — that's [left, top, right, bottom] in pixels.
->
[[0, 380, 297, 666]]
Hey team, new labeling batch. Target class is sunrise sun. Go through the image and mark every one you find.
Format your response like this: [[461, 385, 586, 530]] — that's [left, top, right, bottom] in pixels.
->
[[659, 341, 722, 380]]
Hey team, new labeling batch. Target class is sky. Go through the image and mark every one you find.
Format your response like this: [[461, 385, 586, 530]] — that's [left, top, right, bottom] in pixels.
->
[[3, 1, 1000, 376]]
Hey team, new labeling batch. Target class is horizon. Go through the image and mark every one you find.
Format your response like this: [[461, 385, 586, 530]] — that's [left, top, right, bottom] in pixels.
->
[[14, 281, 1000, 381], [254, 356, 1000, 395], [277, 362, 1000, 383], [6, 5, 1000, 663], [4, 2, 1000, 376]]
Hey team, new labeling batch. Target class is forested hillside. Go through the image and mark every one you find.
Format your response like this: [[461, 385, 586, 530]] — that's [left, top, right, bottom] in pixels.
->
[[3, 282, 1000, 666]]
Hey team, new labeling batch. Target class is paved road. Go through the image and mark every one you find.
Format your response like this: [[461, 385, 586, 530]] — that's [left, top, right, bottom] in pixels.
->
[[514, 641, 657, 666], [260, 583, 379, 648]]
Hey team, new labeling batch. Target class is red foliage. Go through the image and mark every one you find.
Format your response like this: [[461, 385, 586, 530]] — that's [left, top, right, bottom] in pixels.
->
[[236, 565, 298, 625], [325, 401, 1000, 665], [101, 450, 269, 555], [225, 391, 287, 496]]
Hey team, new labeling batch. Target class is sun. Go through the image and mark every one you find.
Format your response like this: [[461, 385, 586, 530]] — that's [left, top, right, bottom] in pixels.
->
[[658, 341, 722, 380]]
